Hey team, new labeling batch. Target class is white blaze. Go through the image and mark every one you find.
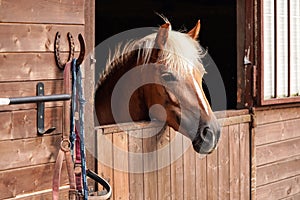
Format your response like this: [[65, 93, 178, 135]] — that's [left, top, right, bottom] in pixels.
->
[[192, 76, 209, 115]]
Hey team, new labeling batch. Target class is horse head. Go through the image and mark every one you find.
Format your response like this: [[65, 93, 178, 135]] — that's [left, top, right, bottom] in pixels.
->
[[95, 19, 221, 154], [139, 21, 221, 154]]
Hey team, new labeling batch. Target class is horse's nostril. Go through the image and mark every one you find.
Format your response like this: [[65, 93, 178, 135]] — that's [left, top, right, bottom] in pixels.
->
[[201, 127, 214, 144], [192, 127, 215, 154]]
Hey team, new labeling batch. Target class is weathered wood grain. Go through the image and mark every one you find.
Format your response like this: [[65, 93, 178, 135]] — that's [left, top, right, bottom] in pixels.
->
[[196, 153, 207, 200], [229, 124, 240, 200], [94, 111, 252, 200], [207, 148, 218, 200], [0, 80, 64, 111], [0, 24, 84, 52], [254, 106, 300, 125], [99, 121, 162, 135], [0, 107, 62, 141], [0, 134, 61, 171], [0, 53, 64, 82], [143, 128, 158, 200], [257, 155, 300, 186], [255, 118, 300, 146], [215, 109, 249, 119], [239, 123, 250, 200], [256, 137, 300, 166], [280, 193, 300, 200], [10, 187, 69, 200], [170, 128, 184, 200], [254, 106, 300, 200], [96, 130, 114, 197], [183, 145, 196, 200], [0, 0, 84, 24], [83, 0, 96, 180], [218, 126, 230, 199], [0, 162, 68, 199], [157, 127, 171, 200], [0, 79, 63, 95], [256, 175, 300, 200], [128, 129, 144, 200], [218, 114, 251, 127], [0, 111, 12, 140], [113, 131, 129, 200]]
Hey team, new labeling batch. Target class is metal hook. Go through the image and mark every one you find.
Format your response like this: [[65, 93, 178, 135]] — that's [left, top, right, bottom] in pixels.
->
[[54, 32, 85, 70], [36, 82, 56, 135]]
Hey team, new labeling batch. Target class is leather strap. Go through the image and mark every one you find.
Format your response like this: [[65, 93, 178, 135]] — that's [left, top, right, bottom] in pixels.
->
[[53, 61, 77, 200], [52, 150, 64, 200], [75, 128, 82, 192]]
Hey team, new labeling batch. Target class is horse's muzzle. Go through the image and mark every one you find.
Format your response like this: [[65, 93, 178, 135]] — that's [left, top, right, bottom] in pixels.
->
[[192, 124, 221, 154]]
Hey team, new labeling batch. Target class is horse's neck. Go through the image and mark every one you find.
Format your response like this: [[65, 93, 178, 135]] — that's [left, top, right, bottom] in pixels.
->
[[95, 52, 149, 125]]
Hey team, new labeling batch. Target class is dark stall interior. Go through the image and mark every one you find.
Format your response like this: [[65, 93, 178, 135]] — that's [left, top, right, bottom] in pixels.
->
[[95, 0, 237, 109]]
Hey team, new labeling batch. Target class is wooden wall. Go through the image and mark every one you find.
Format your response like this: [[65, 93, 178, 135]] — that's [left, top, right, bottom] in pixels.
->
[[96, 110, 251, 200], [253, 105, 300, 200], [0, 0, 86, 199]]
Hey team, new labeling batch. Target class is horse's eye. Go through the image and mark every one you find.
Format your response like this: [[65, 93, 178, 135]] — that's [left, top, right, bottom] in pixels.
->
[[161, 72, 177, 82]]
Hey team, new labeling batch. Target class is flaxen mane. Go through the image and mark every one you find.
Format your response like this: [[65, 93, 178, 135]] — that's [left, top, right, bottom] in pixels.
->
[[96, 20, 206, 89]]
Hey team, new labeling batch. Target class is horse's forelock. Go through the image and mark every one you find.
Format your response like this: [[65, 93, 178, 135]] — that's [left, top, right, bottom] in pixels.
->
[[138, 30, 206, 76]]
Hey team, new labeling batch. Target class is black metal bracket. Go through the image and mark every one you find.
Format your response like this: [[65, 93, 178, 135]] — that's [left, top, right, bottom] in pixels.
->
[[36, 82, 56, 135]]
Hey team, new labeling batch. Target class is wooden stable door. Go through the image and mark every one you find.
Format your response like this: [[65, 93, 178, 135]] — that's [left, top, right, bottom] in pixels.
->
[[0, 0, 95, 199]]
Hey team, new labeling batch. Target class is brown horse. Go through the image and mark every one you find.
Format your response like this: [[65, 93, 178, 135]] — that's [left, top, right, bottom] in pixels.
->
[[95, 19, 221, 154]]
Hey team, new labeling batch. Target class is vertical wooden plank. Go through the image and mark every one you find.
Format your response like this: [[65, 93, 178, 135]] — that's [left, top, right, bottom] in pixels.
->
[[170, 129, 184, 200], [207, 149, 218, 200], [229, 124, 240, 200], [183, 139, 196, 200], [251, 122, 257, 200], [128, 129, 144, 200], [97, 131, 114, 198], [196, 153, 207, 200], [236, 0, 246, 108], [157, 127, 171, 200], [218, 126, 230, 200], [113, 131, 129, 200], [84, 0, 96, 185], [240, 123, 250, 200], [143, 127, 158, 200]]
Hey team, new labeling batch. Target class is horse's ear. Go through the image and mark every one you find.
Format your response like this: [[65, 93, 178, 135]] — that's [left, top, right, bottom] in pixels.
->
[[188, 20, 201, 39], [154, 23, 170, 49], [150, 23, 170, 62]]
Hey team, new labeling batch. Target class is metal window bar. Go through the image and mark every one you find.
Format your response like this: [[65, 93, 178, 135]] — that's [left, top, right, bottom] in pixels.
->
[[274, 0, 278, 98], [287, 0, 291, 97], [273, 0, 291, 98]]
